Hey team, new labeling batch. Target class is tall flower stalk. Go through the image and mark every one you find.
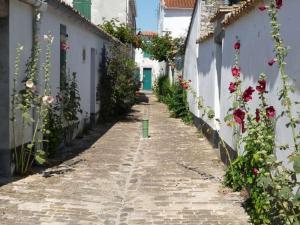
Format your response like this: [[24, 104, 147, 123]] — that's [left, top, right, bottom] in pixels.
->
[[267, 1, 299, 152]]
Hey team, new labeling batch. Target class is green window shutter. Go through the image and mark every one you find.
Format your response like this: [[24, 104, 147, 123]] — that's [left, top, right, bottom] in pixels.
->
[[73, 0, 91, 20]]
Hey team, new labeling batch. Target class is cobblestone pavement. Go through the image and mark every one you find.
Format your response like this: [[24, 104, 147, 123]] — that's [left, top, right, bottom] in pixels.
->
[[0, 95, 250, 225]]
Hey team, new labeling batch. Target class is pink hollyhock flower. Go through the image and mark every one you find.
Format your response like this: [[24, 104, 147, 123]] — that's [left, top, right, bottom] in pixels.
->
[[253, 168, 259, 176], [242, 86, 255, 102], [255, 109, 260, 122], [234, 41, 240, 50], [268, 58, 276, 66], [258, 4, 267, 11], [229, 82, 237, 93], [256, 79, 266, 93], [233, 108, 245, 125], [42, 96, 54, 105], [231, 67, 240, 77], [276, 0, 283, 9], [266, 106, 276, 118]]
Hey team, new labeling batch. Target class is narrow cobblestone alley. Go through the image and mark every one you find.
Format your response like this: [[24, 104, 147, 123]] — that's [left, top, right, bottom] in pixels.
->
[[0, 95, 250, 225]]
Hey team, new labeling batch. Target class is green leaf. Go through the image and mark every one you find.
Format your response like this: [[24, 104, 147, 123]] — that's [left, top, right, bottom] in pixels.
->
[[35, 154, 46, 165], [290, 153, 300, 173], [247, 176, 253, 184], [27, 143, 34, 149]]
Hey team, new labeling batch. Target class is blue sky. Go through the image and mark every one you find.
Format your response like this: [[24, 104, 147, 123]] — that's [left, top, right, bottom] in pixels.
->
[[136, 0, 159, 32]]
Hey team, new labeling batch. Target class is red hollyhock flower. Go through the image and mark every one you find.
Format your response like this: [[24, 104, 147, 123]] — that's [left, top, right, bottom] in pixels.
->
[[266, 106, 276, 118], [255, 109, 260, 122], [234, 41, 240, 50], [256, 79, 266, 93], [258, 4, 267, 11], [268, 58, 276, 66], [242, 86, 255, 102], [229, 82, 237, 93], [276, 0, 283, 9], [253, 168, 259, 176], [231, 67, 240, 77], [233, 108, 245, 125], [182, 83, 189, 90]]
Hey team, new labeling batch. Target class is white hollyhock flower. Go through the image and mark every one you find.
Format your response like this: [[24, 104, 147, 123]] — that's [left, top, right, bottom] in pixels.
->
[[26, 80, 34, 89], [42, 96, 54, 105]]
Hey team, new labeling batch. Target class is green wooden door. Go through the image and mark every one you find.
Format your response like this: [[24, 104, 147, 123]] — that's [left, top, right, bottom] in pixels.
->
[[143, 68, 152, 90]]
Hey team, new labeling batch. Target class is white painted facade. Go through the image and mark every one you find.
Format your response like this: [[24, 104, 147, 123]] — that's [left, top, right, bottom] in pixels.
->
[[8, 0, 117, 146], [184, 0, 300, 164], [135, 48, 161, 89], [158, 5, 193, 38], [62, 0, 136, 28]]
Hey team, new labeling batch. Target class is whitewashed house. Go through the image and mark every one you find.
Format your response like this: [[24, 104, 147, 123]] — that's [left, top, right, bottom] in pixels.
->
[[158, 0, 196, 83], [0, 0, 121, 177], [158, 0, 196, 38], [62, 0, 137, 29], [184, 0, 300, 165], [135, 32, 162, 91]]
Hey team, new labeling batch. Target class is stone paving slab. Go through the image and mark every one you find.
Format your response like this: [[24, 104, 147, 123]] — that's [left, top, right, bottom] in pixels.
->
[[0, 95, 250, 225]]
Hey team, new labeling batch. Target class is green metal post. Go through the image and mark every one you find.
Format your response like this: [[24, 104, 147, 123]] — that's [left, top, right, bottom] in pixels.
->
[[142, 119, 149, 138]]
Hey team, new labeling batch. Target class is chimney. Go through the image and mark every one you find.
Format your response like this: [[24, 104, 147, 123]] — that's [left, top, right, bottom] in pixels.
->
[[73, 0, 91, 20]]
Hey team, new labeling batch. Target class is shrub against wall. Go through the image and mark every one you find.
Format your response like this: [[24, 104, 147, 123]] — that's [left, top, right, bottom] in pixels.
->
[[154, 75, 193, 124], [98, 44, 139, 121]]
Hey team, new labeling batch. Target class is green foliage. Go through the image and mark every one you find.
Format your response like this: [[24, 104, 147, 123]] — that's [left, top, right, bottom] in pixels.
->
[[98, 44, 139, 121], [11, 33, 55, 175], [153, 74, 172, 101], [100, 18, 140, 48], [145, 34, 185, 63], [61, 72, 82, 145], [223, 2, 300, 224], [154, 75, 193, 124], [44, 99, 63, 158]]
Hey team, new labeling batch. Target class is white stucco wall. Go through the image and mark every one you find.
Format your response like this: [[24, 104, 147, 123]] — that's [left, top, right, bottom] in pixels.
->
[[183, 0, 200, 118], [9, 0, 115, 145], [158, 7, 193, 38], [135, 48, 161, 87], [185, 0, 300, 164], [220, 1, 300, 163], [62, 0, 133, 26], [9, 0, 34, 143]]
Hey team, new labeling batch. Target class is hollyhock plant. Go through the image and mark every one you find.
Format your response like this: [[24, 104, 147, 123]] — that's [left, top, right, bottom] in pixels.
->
[[229, 82, 237, 93], [255, 109, 260, 122], [231, 67, 240, 77], [266, 106, 276, 118], [242, 86, 255, 102], [256, 79, 266, 93], [233, 108, 245, 125]]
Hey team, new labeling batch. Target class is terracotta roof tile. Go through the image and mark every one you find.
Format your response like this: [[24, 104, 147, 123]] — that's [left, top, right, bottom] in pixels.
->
[[163, 0, 196, 9], [139, 31, 158, 37], [222, 0, 261, 27], [196, 31, 214, 43]]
